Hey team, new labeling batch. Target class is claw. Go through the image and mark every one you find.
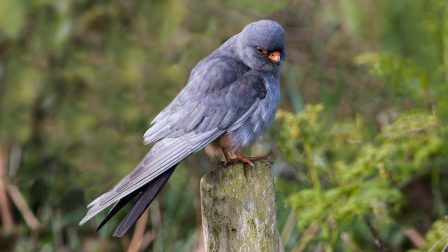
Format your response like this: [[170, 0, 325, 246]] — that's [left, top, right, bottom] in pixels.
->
[[236, 152, 255, 167], [224, 151, 270, 168]]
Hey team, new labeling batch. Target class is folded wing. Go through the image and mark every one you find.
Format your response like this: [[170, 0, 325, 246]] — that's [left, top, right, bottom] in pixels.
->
[[79, 57, 267, 234]]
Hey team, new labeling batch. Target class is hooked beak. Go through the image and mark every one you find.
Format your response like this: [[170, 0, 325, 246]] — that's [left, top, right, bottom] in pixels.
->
[[268, 51, 281, 63]]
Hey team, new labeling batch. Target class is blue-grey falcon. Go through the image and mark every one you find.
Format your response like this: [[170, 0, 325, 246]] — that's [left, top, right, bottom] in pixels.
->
[[79, 19, 286, 237]]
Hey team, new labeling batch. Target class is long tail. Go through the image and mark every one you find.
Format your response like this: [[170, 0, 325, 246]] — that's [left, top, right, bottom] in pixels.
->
[[95, 165, 177, 237]]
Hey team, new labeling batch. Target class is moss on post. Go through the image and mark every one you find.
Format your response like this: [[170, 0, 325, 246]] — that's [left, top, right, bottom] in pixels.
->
[[200, 160, 280, 252]]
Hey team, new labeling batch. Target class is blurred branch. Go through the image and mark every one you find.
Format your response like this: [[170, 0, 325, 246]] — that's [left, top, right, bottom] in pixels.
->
[[7, 143, 21, 177], [139, 231, 157, 251], [7, 184, 40, 230], [0, 147, 14, 231], [139, 200, 161, 251], [119, 235, 130, 252], [364, 217, 390, 252], [280, 209, 297, 249], [428, 233, 448, 252], [127, 208, 150, 252], [292, 223, 320, 252], [341, 232, 363, 252], [442, 241, 448, 252], [403, 228, 425, 248]]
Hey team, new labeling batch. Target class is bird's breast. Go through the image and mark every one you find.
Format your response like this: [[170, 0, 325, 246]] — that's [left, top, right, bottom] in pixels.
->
[[222, 75, 280, 152]]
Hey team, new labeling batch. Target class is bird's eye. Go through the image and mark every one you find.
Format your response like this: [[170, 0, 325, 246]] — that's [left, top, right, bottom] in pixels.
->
[[256, 47, 267, 55]]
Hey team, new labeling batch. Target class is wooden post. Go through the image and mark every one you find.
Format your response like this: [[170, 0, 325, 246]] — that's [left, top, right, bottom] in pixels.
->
[[200, 160, 280, 252]]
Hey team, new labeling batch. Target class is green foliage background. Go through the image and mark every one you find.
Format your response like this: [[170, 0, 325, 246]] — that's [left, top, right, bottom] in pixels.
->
[[0, 0, 447, 251]]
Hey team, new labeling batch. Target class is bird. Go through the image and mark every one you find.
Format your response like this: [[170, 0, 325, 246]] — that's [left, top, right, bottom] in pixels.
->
[[79, 19, 286, 237]]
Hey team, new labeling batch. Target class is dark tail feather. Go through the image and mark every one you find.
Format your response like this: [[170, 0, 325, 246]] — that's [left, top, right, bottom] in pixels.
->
[[96, 187, 142, 232], [113, 166, 176, 237]]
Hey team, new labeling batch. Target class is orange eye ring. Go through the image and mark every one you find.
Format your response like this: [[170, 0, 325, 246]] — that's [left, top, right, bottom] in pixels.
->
[[256, 47, 267, 55]]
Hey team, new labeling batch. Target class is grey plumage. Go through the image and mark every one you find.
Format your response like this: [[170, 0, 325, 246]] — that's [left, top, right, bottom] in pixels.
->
[[79, 20, 286, 236]]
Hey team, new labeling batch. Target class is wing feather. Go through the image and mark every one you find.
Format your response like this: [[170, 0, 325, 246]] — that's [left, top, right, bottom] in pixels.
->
[[79, 130, 222, 225], [80, 56, 267, 231]]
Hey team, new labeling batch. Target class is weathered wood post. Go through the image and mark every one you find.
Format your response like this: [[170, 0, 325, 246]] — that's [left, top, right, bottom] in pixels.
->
[[200, 160, 280, 252]]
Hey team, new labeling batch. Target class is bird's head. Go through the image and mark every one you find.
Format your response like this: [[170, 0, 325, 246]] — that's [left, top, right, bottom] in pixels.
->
[[237, 20, 286, 73]]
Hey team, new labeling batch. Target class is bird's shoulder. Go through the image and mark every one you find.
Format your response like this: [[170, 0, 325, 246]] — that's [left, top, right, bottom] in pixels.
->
[[186, 54, 250, 92]]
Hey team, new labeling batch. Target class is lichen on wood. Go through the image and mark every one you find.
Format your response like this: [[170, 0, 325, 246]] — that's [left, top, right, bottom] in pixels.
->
[[200, 160, 280, 252]]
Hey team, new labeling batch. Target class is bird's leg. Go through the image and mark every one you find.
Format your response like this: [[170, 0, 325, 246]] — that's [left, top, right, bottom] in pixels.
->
[[221, 148, 232, 163]]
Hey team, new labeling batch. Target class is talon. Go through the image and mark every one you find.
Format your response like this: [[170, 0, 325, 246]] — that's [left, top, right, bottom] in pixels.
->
[[236, 152, 255, 167], [222, 150, 270, 168]]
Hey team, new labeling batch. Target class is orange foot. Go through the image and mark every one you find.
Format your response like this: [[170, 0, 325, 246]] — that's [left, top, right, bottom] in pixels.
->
[[225, 151, 270, 168]]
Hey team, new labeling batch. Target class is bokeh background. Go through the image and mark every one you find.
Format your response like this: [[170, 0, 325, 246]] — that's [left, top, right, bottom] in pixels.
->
[[1, 0, 448, 251]]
